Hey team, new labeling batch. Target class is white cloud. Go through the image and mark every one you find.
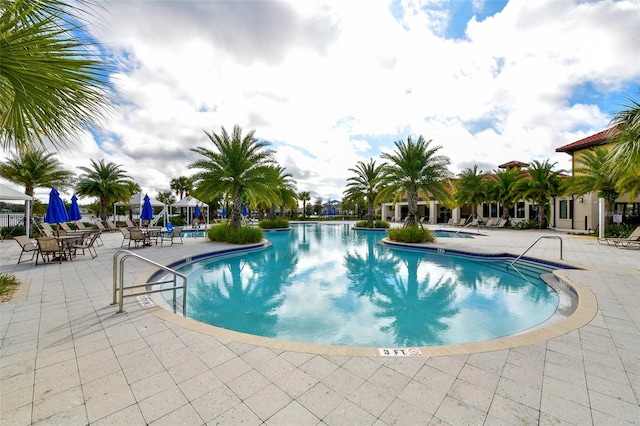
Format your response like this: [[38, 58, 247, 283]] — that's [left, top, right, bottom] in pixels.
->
[[19, 0, 637, 204]]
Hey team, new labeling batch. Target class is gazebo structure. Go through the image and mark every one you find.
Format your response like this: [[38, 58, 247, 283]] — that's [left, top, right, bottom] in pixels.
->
[[113, 193, 165, 226], [0, 183, 34, 236], [172, 196, 209, 228]]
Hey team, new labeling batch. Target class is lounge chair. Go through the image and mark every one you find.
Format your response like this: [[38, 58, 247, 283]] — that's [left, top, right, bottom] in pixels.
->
[[71, 232, 100, 258], [119, 227, 131, 248], [60, 222, 73, 232], [14, 236, 38, 264], [481, 218, 497, 228], [35, 237, 64, 265], [75, 221, 89, 230], [106, 220, 119, 232], [598, 226, 640, 246], [125, 219, 136, 228], [41, 222, 56, 237]]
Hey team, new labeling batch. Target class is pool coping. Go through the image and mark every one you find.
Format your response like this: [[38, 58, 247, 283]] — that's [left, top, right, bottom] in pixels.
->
[[133, 236, 599, 358]]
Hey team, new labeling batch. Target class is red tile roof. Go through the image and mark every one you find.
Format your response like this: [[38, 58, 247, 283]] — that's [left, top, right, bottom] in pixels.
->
[[555, 129, 614, 153], [498, 161, 529, 169]]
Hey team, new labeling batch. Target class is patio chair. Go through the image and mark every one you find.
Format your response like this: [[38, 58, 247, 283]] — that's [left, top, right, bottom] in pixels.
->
[[13, 236, 38, 264], [125, 219, 136, 228], [128, 228, 149, 249], [35, 237, 64, 265], [160, 224, 183, 246], [71, 232, 100, 258], [75, 221, 88, 230], [60, 222, 73, 232], [41, 222, 56, 237]]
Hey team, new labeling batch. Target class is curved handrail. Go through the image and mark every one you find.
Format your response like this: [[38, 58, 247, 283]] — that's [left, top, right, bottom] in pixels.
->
[[112, 250, 187, 315], [509, 236, 563, 269], [456, 219, 481, 234]]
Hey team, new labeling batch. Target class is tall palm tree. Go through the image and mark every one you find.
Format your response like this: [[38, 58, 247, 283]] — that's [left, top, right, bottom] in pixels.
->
[[520, 160, 564, 229], [606, 97, 640, 199], [264, 166, 297, 219], [563, 147, 619, 227], [156, 191, 176, 206], [170, 176, 192, 200], [454, 165, 487, 221], [344, 158, 385, 227], [75, 159, 134, 221], [486, 167, 526, 221], [189, 125, 278, 230], [298, 191, 310, 219], [379, 136, 452, 227], [0, 0, 112, 153]]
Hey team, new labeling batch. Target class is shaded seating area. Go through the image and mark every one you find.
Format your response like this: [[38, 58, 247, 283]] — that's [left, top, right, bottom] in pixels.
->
[[13, 236, 38, 264], [598, 226, 640, 247]]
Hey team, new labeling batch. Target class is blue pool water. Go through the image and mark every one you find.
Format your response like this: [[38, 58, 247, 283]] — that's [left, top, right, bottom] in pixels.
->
[[170, 224, 561, 347]]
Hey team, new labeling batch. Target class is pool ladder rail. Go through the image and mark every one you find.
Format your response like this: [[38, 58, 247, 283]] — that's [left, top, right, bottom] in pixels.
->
[[507, 236, 563, 283], [112, 250, 187, 315]]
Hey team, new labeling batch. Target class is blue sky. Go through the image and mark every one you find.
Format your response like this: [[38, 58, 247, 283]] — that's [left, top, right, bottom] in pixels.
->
[[6, 0, 639, 204]]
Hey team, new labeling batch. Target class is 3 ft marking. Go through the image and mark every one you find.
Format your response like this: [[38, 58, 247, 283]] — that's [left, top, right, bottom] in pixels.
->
[[378, 348, 423, 357]]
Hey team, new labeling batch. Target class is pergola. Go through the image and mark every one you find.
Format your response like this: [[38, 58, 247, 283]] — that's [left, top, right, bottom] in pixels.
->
[[172, 196, 209, 228]]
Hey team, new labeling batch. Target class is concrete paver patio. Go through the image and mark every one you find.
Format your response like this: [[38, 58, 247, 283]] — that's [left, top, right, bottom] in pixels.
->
[[1, 223, 639, 425]]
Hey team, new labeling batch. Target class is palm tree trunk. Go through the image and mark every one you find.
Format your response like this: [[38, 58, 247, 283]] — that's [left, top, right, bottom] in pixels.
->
[[367, 200, 375, 227], [230, 194, 243, 230], [406, 187, 419, 227]]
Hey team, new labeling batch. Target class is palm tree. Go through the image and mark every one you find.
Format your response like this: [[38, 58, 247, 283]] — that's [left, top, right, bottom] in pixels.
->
[[454, 165, 487, 221], [0, 149, 74, 197], [486, 167, 526, 221], [344, 158, 385, 227], [0, 149, 74, 228], [520, 160, 565, 229], [264, 166, 297, 219], [75, 159, 134, 221], [189, 125, 278, 230], [606, 97, 640, 199], [156, 191, 176, 206], [0, 0, 112, 152], [170, 176, 192, 200], [379, 136, 452, 227], [563, 147, 619, 227], [298, 191, 310, 219]]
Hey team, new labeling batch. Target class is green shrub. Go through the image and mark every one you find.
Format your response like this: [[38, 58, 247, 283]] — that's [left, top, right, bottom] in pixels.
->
[[388, 226, 436, 243], [354, 220, 390, 229], [0, 273, 19, 298], [258, 218, 290, 229], [169, 216, 185, 226], [515, 219, 539, 229], [605, 223, 635, 238], [207, 223, 263, 244]]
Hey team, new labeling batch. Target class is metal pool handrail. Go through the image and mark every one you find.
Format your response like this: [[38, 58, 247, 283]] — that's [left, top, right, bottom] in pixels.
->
[[112, 250, 187, 315], [509, 235, 563, 269]]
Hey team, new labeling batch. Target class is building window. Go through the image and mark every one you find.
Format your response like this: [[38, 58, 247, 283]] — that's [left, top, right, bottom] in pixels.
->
[[516, 202, 525, 218], [559, 200, 568, 219]]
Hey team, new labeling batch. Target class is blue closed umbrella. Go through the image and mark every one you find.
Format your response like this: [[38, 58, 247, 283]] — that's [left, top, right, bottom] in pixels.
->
[[140, 194, 154, 221], [45, 188, 68, 225], [221, 207, 227, 218], [242, 205, 248, 217], [194, 204, 201, 218], [68, 194, 82, 221]]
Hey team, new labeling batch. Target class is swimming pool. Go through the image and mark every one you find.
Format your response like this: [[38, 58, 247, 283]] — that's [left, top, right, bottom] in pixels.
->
[[166, 224, 566, 347]]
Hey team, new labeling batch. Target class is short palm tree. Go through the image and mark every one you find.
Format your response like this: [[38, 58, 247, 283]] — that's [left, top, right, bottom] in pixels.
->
[[298, 191, 310, 219], [0, 149, 74, 197], [0, 0, 112, 152], [344, 158, 385, 227], [266, 166, 297, 219], [454, 165, 487, 221], [75, 159, 134, 221], [379, 136, 452, 227], [0, 149, 74, 227], [606, 97, 640, 199], [189, 125, 278, 230], [487, 167, 526, 221], [520, 160, 564, 229], [563, 147, 619, 227]]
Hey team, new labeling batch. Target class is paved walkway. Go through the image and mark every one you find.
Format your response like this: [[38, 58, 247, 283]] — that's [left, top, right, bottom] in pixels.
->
[[1, 224, 639, 425]]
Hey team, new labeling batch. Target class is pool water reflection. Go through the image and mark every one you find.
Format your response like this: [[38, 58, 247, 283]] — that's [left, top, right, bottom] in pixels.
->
[[173, 224, 560, 347]]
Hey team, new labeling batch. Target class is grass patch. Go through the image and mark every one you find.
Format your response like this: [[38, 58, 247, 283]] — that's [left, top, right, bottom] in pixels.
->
[[354, 220, 390, 229], [388, 226, 436, 243], [258, 218, 290, 229], [207, 223, 263, 244], [0, 273, 20, 302]]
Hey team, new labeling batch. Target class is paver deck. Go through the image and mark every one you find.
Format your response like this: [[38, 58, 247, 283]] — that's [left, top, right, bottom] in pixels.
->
[[1, 223, 639, 425]]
